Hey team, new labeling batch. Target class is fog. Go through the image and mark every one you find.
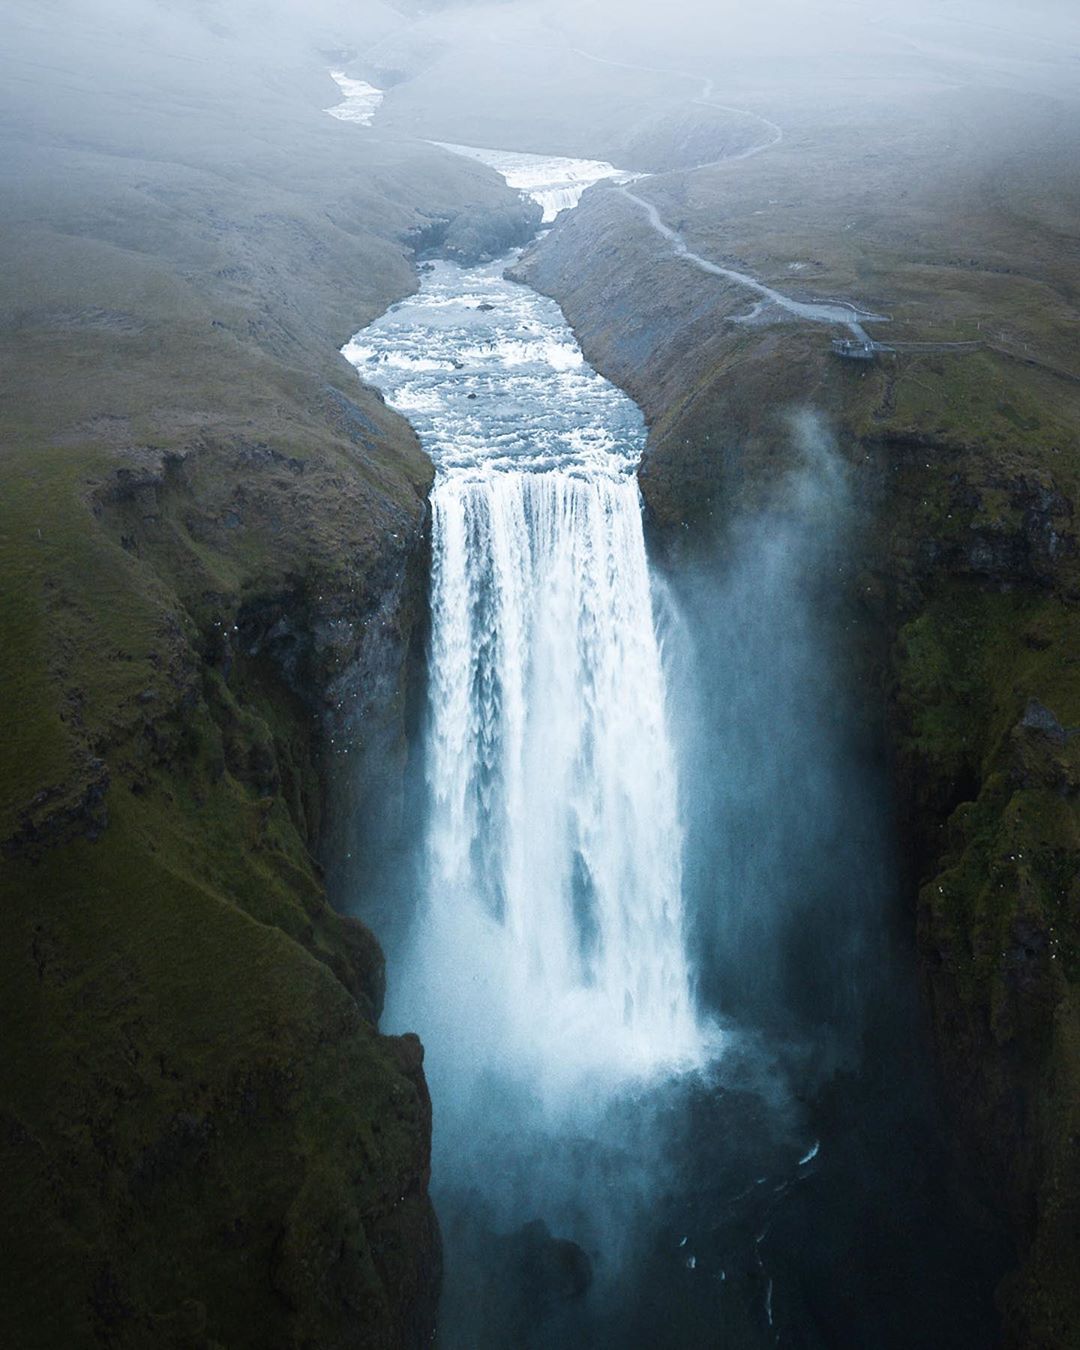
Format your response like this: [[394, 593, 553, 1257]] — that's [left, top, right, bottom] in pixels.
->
[[5, 0, 1079, 155]]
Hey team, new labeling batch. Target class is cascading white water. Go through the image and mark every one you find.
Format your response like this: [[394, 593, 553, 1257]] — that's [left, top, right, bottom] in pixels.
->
[[426, 467, 700, 1092], [325, 69, 383, 125], [330, 100, 1002, 1350], [339, 160, 721, 1316], [345, 245, 707, 1110]]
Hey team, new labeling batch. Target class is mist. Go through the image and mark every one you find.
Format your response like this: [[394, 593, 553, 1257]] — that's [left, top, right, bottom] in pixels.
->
[[671, 413, 890, 1041]]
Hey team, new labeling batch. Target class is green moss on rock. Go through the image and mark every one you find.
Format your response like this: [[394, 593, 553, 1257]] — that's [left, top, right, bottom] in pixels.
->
[[888, 583, 1080, 1349], [0, 419, 440, 1344]]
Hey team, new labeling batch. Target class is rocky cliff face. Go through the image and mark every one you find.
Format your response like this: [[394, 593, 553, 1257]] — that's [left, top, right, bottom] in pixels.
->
[[0, 6, 538, 1343], [513, 101, 1080, 1342]]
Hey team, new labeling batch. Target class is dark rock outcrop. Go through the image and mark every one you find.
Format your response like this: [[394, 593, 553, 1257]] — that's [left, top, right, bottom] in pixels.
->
[[406, 198, 542, 265]]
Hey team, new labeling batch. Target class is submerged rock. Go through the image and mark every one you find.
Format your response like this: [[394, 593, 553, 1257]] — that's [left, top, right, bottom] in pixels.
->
[[451, 1216, 592, 1347], [504, 1219, 593, 1305]]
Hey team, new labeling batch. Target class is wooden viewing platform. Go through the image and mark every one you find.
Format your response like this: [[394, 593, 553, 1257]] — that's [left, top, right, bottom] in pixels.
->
[[831, 337, 985, 362], [831, 338, 878, 361]]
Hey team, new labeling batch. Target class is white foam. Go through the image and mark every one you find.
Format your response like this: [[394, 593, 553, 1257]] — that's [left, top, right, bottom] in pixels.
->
[[433, 141, 636, 221], [326, 69, 383, 127], [419, 466, 705, 1099]]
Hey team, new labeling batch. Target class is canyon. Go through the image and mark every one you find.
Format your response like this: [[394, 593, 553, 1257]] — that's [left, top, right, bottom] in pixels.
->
[[3, 1, 1080, 1347]]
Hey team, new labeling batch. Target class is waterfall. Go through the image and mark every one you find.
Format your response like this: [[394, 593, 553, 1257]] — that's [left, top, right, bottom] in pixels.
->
[[345, 244, 709, 1306], [422, 467, 701, 1097]]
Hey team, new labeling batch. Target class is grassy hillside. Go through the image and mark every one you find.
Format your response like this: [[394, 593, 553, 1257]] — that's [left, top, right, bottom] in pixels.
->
[[0, 2, 535, 1343]]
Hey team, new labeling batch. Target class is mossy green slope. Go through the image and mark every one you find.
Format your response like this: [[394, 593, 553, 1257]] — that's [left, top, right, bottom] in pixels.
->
[[3, 807, 436, 1349], [0, 3, 537, 1342], [1, 423, 440, 1346]]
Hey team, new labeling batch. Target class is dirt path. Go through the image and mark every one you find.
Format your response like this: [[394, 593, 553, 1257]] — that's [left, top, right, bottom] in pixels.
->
[[563, 42, 887, 338], [617, 186, 888, 339]]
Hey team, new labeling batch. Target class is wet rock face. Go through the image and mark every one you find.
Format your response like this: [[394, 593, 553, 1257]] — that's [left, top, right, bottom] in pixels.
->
[[882, 452, 1078, 602], [826, 459, 1080, 1347], [405, 198, 543, 265]]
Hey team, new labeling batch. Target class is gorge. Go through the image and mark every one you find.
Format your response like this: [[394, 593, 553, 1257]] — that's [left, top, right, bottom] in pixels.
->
[[341, 148, 1008, 1347], [3, 2, 1079, 1347]]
